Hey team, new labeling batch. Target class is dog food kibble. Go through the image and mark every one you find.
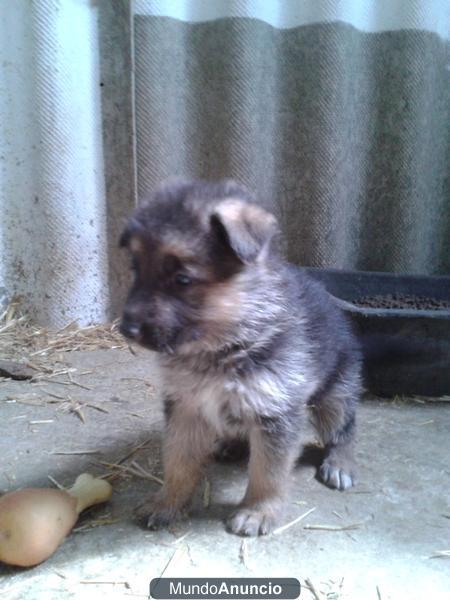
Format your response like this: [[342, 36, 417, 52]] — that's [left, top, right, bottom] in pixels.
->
[[352, 293, 450, 310]]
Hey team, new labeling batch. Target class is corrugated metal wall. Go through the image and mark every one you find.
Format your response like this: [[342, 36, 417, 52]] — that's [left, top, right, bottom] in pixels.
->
[[0, 0, 449, 326]]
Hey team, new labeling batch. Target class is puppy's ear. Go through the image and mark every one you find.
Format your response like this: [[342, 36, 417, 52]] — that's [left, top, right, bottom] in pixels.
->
[[210, 199, 277, 264]]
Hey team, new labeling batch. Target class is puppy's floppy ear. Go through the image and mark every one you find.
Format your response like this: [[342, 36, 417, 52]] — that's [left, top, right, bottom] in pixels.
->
[[210, 199, 277, 264]]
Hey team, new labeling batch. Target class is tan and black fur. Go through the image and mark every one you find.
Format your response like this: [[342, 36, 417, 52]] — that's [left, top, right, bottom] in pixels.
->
[[119, 179, 361, 536]]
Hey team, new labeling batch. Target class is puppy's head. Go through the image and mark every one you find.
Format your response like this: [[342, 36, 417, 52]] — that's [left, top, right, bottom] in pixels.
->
[[119, 179, 278, 353]]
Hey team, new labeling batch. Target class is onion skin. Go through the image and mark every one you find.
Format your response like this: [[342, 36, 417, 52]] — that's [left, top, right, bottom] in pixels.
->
[[0, 488, 78, 567]]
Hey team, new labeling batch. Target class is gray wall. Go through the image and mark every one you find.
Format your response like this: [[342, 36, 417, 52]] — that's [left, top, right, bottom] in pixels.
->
[[135, 17, 450, 275], [0, 1, 448, 327]]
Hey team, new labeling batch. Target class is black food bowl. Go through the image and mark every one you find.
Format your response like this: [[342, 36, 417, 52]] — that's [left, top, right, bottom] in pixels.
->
[[298, 267, 450, 397]]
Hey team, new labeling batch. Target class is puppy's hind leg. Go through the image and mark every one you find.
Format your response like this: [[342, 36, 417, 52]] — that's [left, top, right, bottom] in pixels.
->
[[310, 364, 360, 491]]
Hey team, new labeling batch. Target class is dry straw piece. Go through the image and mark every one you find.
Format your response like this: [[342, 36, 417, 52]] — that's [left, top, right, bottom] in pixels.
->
[[272, 506, 316, 535], [0, 299, 127, 371]]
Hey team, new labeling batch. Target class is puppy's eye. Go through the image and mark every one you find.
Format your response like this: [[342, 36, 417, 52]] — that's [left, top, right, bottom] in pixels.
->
[[175, 273, 192, 286]]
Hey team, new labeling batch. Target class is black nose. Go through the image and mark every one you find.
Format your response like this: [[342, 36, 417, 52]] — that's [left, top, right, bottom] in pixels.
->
[[119, 315, 141, 339]]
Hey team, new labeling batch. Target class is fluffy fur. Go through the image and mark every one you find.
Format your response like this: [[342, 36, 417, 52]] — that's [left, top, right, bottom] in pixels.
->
[[120, 178, 362, 536]]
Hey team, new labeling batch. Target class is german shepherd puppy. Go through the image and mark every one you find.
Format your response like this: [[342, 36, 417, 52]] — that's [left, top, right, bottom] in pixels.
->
[[119, 179, 361, 536]]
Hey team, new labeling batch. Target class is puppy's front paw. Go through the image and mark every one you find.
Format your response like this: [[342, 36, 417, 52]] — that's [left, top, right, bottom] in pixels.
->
[[135, 494, 184, 530], [226, 506, 278, 537], [319, 457, 356, 490]]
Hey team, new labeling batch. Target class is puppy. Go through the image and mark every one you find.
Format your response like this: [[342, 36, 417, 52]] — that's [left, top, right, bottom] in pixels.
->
[[119, 179, 361, 536]]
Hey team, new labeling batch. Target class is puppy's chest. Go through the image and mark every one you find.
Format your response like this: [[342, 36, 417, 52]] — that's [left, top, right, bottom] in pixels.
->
[[163, 363, 262, 435]]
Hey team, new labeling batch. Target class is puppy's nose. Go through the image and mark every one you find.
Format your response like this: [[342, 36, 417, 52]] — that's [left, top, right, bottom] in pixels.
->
[[119, 315, 141, 339]]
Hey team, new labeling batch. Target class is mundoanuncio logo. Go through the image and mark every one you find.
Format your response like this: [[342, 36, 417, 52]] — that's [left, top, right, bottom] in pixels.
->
[[150, 578, 301, 599]]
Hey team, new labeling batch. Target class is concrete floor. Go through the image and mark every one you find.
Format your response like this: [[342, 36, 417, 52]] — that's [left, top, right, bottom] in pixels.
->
[[0, 347, 449, 600]]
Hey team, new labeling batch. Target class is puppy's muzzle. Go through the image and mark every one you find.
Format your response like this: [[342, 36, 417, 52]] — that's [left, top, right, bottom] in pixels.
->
[[119, 313, 142, 340], [120, 311, 174, 353]]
